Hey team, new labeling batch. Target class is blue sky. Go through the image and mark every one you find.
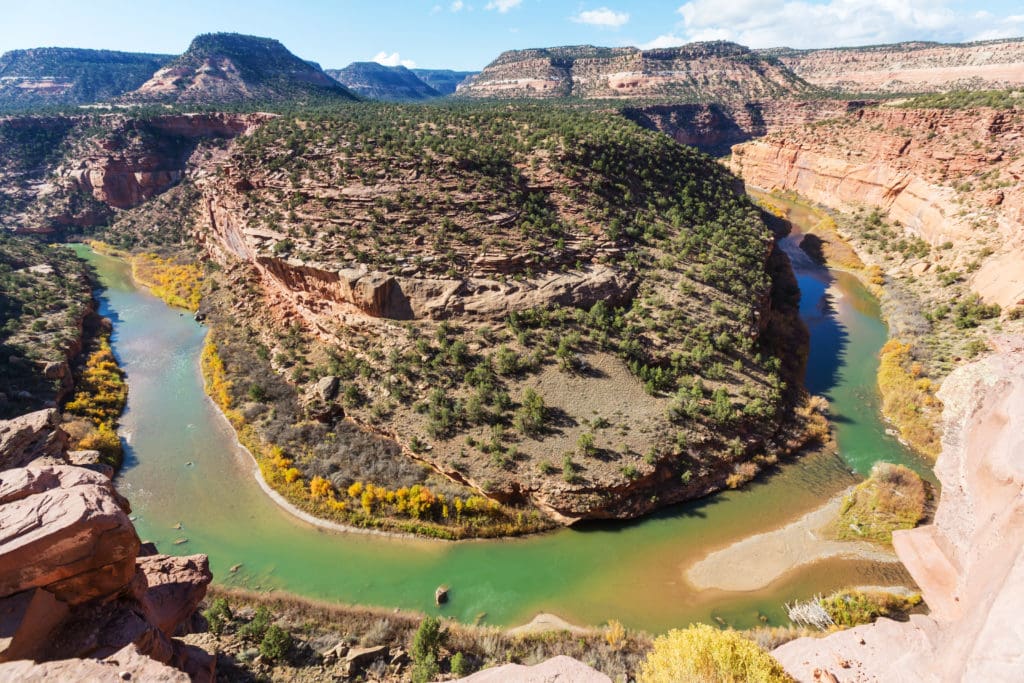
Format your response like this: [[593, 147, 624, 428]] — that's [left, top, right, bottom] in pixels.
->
[[1, 1, 1021, 70]]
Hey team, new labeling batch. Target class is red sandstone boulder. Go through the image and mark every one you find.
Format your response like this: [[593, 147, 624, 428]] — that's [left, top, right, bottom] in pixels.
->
[[0, 410, 69, 471], [0, 466, 139, 604], [137, 554, 212, 636], [0, 643, 189, 682]]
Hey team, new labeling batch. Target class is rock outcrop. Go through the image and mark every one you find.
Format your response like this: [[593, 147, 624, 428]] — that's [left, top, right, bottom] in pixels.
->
[[772, 335, 1024, 681], [458, 41, 812, 102], [0, 464, 213, 679], [766, 38, 1024, 94], [0, 410, 69, 471], [624, 98, 874, 153], [456, 655, 612, 682], [730, 106, 1024, 307]]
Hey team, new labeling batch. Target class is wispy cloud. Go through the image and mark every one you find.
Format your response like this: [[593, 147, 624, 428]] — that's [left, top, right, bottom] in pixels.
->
[[573, 7, 630, 28], [450, 0, 465, 12], [485, 0, 522, 13], [372, 51, 416, 68], [658, 0, 1024, 49]]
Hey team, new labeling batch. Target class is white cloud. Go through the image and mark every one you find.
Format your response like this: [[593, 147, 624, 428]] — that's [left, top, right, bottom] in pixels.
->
[[431, 4, 442, 14], [656, 0, 1024, 49], [573, 7, 630, 28], [450, 0, 464, 11], [372, 51, 417, 68], [486, 0, 522, 13]]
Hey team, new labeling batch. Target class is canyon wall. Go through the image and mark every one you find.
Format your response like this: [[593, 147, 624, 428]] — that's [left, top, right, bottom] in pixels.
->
[[730, 106, 1024, 308], [772, 335, 1024, 681], [624, 98, 873, 153], [767, 38, 1024, 94], [457, 41, 810, 102]]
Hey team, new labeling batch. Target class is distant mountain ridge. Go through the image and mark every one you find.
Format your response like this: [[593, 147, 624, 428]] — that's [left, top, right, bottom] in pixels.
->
[[456, 41, 813, 102], [325, 62, 439, 101], [0, 48, 172, 110], [123, 33, 357, 105], [761, 37, 1024, 94], [411, 69, 477, 95]]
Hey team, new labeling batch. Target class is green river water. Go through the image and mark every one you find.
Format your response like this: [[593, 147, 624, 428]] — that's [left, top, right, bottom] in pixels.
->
[[68, 196, 930, 634]]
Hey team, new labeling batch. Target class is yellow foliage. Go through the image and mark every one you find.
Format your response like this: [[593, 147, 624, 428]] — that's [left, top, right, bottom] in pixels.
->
[[76, 422, 122, 463], [283, 467, 301, 483], [309, 476, 332, 499], [65, 335, 127, 426], [201, 339, 241, 425], [347, 481, 364, 498], [638, 624, 793, 683], [130, 253, 203, 312], [878, 339, 941, 458], [605, 619, 626, 650]]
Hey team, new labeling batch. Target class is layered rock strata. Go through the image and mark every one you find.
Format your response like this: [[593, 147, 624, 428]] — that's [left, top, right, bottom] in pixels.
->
[[772, 336, 1024, 681], [767, 38, 1024, 94], [458, 41, 811, 102], [730, 106, 1024, 307]]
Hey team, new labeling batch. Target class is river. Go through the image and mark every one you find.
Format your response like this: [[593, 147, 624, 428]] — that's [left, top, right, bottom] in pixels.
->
[[68, 198, 928, 634]]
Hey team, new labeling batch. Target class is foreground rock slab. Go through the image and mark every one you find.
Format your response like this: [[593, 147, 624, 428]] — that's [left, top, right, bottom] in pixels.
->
[[773, 336, 1024, 681], [456, 654, 611, 682]]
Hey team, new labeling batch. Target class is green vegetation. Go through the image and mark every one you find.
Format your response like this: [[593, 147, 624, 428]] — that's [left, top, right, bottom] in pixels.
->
[[202, 597, 233, 636], [205, 102, 811, 532], [0, 234, 93, 417], [898, 88, 1024, 110], [836, 463, 928, 544], [411, 616, 445, 683], [122, 33, 357, 106], [638, 624, 793, 683], [0, 48, 171, 111]]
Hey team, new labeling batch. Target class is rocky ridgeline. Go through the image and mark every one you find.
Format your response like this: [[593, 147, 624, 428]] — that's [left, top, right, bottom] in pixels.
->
[[730, 105, 1024, 308], [772, 336, 1024, 681], [457, 41, 812, 102], [765, 38, 1024, 94], [326, 62, 441, 101], [0, 410, 214, 680]]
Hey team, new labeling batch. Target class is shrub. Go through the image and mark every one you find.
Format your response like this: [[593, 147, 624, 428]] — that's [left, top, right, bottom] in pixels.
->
[[203, 598, 233, 636], [259, 624, 293, 662], [238, 605, 272, 643], [835, 462, 927, 544], [450, 651, 472, 676], [513, 388, 545, 436], [411, 616, 445, 683], [576, 431, 596, 457], [638, 624, 792, 683]]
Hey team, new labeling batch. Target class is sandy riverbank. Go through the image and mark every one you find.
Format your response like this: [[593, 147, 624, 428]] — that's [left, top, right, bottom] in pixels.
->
[[687, 493, 898, 592]]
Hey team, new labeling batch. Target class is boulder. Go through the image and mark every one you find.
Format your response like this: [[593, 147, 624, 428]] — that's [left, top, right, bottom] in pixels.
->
[[0, 466, 139, 604], [315, 375, 340, 401], [136, 554, 212, 636], [0, 588, 69, 662], [455, 655, 611, 682], [0, 410, 69, 471], [67, 450, 114, 479], [345, 644, 388, 671], [0, 643, 189, 682]]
